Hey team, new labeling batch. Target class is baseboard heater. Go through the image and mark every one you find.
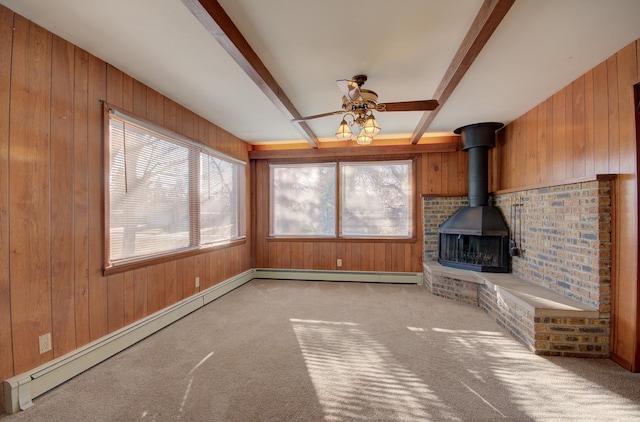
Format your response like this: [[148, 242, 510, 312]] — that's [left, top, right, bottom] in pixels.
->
[[254, 268, 423, 285], [2, 269, 254, 415]]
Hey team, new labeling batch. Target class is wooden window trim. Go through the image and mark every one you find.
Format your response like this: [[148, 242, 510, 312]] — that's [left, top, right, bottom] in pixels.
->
[[103, 237, 247, 276], [103, 102, 247, 274], [268, 158, 417, 240]]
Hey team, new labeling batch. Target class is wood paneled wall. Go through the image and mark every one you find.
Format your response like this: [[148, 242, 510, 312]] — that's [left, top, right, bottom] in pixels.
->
[[491, 40, 639, 370], [421, 139, 468, 196], [0, 7, 251, 405], [251, 141, 469, 273]]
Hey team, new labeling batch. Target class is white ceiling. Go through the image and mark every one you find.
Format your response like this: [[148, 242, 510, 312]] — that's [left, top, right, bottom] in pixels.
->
[[2, 0, 640, 146]]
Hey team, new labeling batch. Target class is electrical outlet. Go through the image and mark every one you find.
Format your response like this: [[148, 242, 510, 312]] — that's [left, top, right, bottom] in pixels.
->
[[39, 333, 52, 354], [195, 276, 200, 288], [337, 259, 342, 267]]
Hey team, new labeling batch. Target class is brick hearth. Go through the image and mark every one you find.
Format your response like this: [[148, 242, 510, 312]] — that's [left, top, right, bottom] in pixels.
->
[[423, 177, 613, 357]]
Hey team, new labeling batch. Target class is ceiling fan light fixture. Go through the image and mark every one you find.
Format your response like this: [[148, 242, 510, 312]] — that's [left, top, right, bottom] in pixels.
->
[[356, 130, 373, 145], [335, 118, 353, 140], [294, 75, 439, 147], [362, 114, 381, 136]]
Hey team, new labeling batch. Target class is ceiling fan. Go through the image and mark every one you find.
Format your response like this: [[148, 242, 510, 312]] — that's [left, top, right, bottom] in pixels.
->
[[292, 75, 439, 144]]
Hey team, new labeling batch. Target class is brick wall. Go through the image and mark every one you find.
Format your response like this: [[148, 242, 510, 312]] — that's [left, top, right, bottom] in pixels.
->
[[493, 180, 612, 312], [423, 180, 612, 311], [532, 316, 610, 357], [423, 196, 468, 261]]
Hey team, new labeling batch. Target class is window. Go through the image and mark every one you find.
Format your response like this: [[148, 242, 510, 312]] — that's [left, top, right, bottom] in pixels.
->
[[340, 161, 411, 237], [270, 160, 412, 238], [106, 107, 245, 268], [269, 163, 336, 236]]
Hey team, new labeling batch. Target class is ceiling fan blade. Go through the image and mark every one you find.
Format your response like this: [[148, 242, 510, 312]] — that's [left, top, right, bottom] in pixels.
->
[[377, 100, 439, 112], [291, 110, 345, 122], [336, 79, 362, 101]]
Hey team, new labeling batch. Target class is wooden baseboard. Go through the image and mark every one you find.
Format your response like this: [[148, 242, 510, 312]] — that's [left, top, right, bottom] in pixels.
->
[[610, 353, 634, 372]]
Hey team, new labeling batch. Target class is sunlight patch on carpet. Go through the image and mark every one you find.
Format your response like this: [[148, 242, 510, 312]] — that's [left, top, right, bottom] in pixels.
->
[[408, 326, 640, 421], [291, 319, 459, 421]]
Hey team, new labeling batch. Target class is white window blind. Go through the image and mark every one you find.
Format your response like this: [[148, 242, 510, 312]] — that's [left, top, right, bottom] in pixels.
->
[[270, 163, 336, 236], [340, 161, 412, 237], [269, 160, 412, 238], [107, 108, 245, 266]]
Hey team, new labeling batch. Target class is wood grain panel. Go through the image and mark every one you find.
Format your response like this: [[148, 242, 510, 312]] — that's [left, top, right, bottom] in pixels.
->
[[107, 274, 125, 332], [426, 153, 442, 194], [516, 115, 526, 187], [545, 98, 555, 181], [50, 35, 76, 356], [9, 16, 53, 372], [0, 4, 14, 388], [536, 100, 548, 184], [88, 54, 108, 341], [303, 242, 314, 268], [552, 88, 566, 181], [635, 81, 640, 370], [445, 152, 459, 194], [564, 84, 575, 179], [197, 116, 208, 151], [181, 256, 196, 298], [281, 242, 291, 269], [133, 268, 148, 320], [318, 243, 332, 270], [210, 250, 222, 286], [507, 115, 518, 189], [593, 62, 610, 174], [361, 243, 375, 271], [584, 70, 595, 176], [123, 271, 135, 325], [291, 242, 304, 269], [268, 241, 277, 268], [174, 105, 188, 133], [165, 260, 178, 305], [73, 47, 90, 347], [182, 106, 194, 139], [572, 76, 586, 178], [123, 74, 133, 111], [525, 108, 538, 186], [195, 252, 209, 290], [146, 87, 163, 126], [374, 243, 386, 272], [439, 153, 450, 194], [106, 65, 123, 108], [132, 79, 147, 117], [147, 263, 166, 315], [164, 98, 177, 132], [607, 55, 620, 174], [617, 43, 638, 174], [105, 65, 125, 334], [612, 43, 638, 365], [498, 123, 510, 189]]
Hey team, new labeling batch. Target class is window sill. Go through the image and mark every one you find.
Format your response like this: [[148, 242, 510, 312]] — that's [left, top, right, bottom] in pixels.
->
[[103, 238, 247, 276], [266, 236, 417, 243]]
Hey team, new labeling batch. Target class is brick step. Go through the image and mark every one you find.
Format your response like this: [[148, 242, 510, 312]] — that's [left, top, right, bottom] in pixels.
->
[[424, 261, 609, 358]]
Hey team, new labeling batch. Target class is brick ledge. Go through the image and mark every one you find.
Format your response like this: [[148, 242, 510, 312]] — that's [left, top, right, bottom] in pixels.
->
[[424, 261, 598, 317]]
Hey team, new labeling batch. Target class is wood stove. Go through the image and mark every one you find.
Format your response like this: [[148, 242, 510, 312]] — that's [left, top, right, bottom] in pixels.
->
[[438, 122, 510, 273]]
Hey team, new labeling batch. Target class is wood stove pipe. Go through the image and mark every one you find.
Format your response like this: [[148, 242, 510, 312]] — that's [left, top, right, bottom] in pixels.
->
[[454, 122, 504, 207]]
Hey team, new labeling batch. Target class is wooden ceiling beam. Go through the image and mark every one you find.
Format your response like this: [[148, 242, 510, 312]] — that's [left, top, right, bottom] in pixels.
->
[[410, 0, 515, 144], [181, 0, 319, 148], [248, 141, 458, 160]]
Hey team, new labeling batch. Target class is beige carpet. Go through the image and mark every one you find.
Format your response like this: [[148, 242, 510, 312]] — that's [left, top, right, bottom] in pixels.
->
[[3, 279, 640, 421]]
